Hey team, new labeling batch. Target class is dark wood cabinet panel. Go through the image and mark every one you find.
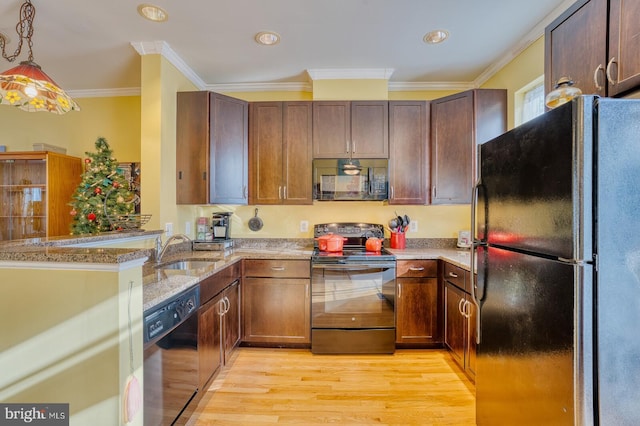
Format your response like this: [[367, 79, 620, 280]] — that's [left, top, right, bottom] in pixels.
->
[[444, 282, 466, 366], [545, 0, 640, 98], [396, 278, 441, 345], [176, 91, 248, 205], [313, 101, 388, 158], [388, 101, 430, 205], [243, 259, 310, 278], [242, 277, 311, 345], [312, 101, 351, 158], [430, 89, 506, 204], [249, 102, 312, 205], [607, 0, 640, 96], [443, 263, 475, 381], [350, 101, 389, 158], [545, 0, 608, 97], [198, 293, 222, 390], [222, 280, 241, 364]]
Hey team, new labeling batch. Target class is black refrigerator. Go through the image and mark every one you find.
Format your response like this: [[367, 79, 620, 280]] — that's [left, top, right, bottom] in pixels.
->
[[472, 95, 640, 425]]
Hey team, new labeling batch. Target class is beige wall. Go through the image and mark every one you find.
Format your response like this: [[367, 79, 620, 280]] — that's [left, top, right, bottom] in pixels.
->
[[480, 36, 545, 130], [0, 96, 141, 162]]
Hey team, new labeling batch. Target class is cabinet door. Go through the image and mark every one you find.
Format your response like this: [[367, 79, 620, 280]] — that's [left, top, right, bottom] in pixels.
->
[[545, 0, 608, 97], [350, 101, 389, 158], [312, 101, 351, 158], [431, 92, 473, 204], [388, 101, 429, 204], [283, 102, 313, 204], [222, 280, 241, 363], [249, 102, 283, 204], [209, 92, 249, 204], [176, 91, 209, 204], [198, 294, 223, 389], [242, 277, 310, 344], [444, 282, 465, 369], [607, 0, 640, 96], [396, 278, 440, 344]]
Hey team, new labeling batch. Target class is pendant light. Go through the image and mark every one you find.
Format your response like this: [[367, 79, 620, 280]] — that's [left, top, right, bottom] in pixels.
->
[[0, 0, 79, 114]]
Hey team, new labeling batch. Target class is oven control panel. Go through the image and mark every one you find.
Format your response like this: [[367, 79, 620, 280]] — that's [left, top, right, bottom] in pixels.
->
[[314, 223, 384, 239]]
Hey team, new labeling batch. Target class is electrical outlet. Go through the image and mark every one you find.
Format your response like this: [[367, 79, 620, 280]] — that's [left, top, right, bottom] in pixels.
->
[[185, 221, 191, 236], [165, 222, 173, 237], [300, 220, 309, 233], [409, 220, 418, 232]]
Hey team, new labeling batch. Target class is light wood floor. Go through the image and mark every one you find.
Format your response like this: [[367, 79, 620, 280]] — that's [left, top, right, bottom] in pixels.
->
[[186, 348, 476, 425]]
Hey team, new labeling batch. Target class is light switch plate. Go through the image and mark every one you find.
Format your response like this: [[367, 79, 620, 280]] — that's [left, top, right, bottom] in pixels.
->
[[165, 222, 173, 236], [409, 220, 418, 232], [300, 220, 309, 232]]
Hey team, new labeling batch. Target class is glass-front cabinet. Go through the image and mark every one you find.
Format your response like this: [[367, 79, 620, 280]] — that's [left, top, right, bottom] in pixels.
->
[[0, 152, 82, 241]]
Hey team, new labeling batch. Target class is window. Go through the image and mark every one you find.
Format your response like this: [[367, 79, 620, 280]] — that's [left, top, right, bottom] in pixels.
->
[[515, 76, 545, 126]]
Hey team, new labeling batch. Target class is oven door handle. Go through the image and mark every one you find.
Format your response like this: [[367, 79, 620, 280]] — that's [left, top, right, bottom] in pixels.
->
[[312, 262, 396, 270]]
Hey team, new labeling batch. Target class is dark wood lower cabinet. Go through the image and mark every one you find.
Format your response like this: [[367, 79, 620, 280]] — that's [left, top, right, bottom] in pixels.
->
[[242, 259, 311, 346], [444, 265, 476, 382], [395, 260, 442, 346], [198, 293, 223, 390]]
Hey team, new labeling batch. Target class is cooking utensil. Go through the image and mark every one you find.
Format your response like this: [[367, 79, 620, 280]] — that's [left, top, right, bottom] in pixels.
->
[[365, 237, 383, 252], [388, 218, 398, 231], [316, 234, 347, 252], [248, 208, 263, 231]]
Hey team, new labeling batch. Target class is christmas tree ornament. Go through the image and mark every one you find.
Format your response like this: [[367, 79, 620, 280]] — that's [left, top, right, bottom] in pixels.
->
[[87, 212, 96, 221], [94, 187, 102, 194], [70, 209, 77, 216]]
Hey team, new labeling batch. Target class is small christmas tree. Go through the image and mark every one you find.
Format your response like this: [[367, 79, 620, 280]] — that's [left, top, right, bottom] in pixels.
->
[[68, 137, 135, 234]]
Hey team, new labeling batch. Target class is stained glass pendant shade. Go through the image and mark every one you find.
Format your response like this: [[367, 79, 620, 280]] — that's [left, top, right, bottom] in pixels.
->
[[0, 0, 79, 114]]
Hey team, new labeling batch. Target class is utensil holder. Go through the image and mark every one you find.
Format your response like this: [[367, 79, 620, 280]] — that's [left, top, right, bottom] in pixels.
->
[[390, 232, 406, 249]]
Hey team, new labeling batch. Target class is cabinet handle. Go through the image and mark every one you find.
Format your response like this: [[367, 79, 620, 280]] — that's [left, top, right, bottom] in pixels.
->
[[345, 140, 350, 154], [398, 283, 402, 299], [352, 140, 356, 153], [458, 298, 465, 315], [218, 299, 225, 316], [448, 271, 458, 278], [463, 300, 471, 319], [243, 185, 247, 199], [432, 186, 436, 199], [606, 57, 617, 85], [202, 172, 207, 181], [409, 266, 425, 271], [178, 171, 183, 180], [390, 186, 394, 199], [278, 186, 282, 199], [224, 296, 231, 314], [593, 64, 605, 90], [283, 186, 287, 199], [270, 266, 285, 271]]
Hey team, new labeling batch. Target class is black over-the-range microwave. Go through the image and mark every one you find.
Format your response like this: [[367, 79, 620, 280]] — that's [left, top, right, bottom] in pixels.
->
[[312, 159, 388, 201]]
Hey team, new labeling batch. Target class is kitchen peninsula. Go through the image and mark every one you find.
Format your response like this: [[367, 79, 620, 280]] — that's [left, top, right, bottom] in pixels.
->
[[0, 230, 471, 425]]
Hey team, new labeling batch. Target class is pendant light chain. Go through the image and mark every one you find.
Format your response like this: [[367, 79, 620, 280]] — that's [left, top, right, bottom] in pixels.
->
[[0, 0, 35, 63]]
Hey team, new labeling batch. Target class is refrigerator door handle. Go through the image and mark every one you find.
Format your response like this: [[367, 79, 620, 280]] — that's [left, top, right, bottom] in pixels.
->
[[470, 178, 483, 344]]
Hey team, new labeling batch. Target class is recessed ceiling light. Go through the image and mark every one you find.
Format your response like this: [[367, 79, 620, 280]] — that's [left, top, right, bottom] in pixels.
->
[[423, 30, 449, 44], [137, 4, 168, 22], [255, 31, 281, 46]]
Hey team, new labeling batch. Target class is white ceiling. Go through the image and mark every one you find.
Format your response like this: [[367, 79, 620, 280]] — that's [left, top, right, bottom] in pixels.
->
[[0, 0, 574, 96]]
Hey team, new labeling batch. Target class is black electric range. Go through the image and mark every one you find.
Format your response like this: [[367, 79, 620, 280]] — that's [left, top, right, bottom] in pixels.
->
[[312, 223, 395, 264]]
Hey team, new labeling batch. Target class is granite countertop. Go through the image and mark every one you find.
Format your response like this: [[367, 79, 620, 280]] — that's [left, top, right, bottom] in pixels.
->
[[142, 243, 472, 312]]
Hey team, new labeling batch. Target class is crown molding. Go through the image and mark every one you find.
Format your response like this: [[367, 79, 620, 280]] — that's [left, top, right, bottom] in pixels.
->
[[130, 40, 206, 90], [388, 81, 476, 92], [207, 81, 312, 93], [67, 87, 141, 98], [473, 0, 575, 87], [307, 68, 395, 80]]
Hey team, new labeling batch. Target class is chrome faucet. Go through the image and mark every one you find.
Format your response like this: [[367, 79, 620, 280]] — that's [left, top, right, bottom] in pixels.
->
[[155, 234, 191, 263]]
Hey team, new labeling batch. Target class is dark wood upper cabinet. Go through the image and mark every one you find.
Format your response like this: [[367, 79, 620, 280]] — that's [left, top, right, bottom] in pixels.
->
[[388, 101, 430, 205], [176, 91, 248, 205], [430, 89, 506, 204], [545, 0, 608, 97], [249, 102, 313, 205], [545, 0, 640, 98], [313, 101, 389, 158]]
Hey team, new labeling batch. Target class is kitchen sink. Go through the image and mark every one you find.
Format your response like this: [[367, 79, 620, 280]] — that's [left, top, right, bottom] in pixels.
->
[[156, 260, 218, 271]]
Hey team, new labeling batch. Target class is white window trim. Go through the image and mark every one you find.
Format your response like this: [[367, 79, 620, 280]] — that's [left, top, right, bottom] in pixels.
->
[[514, 75, 545, 127]]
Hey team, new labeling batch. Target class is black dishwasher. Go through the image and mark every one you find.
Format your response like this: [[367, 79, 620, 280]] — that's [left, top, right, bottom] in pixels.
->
[[143, 286, 200, 426]]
